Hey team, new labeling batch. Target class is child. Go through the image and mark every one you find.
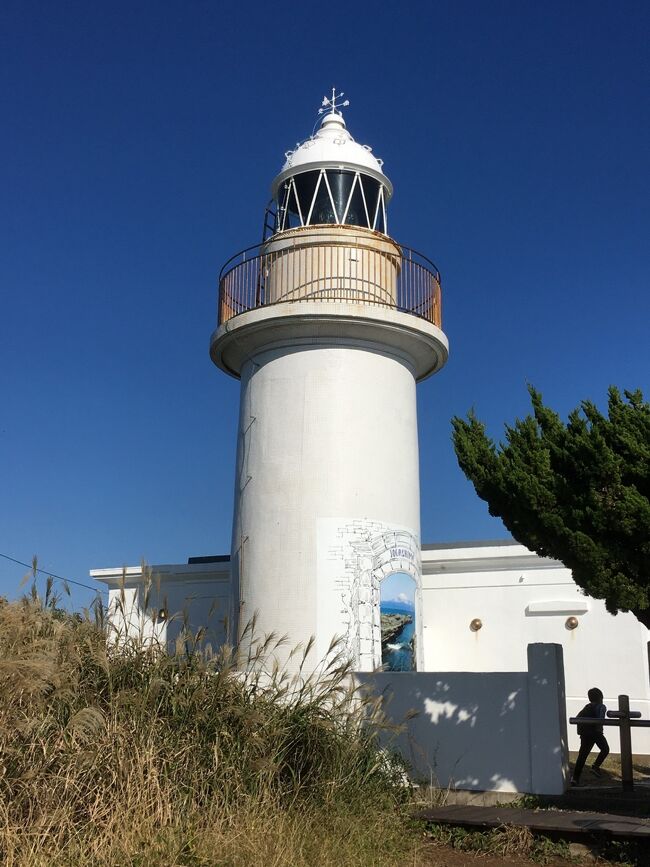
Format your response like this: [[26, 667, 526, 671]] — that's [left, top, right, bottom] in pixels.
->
[[571, 687, 610, 786]]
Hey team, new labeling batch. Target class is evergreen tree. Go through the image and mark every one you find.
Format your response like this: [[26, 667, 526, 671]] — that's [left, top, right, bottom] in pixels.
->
[[452, 387, 650, 628]]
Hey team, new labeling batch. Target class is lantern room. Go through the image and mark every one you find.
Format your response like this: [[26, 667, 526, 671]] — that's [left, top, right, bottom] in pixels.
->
[[270, 94, 392, 235], [212, 91, 446, 381]]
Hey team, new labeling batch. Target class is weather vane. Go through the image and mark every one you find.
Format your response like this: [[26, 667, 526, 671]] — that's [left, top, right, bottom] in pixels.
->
[[318, 87, 349, 115]]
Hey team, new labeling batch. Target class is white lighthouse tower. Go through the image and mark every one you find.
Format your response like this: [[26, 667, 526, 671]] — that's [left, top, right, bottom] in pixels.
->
[[211, 91, 448, 670]]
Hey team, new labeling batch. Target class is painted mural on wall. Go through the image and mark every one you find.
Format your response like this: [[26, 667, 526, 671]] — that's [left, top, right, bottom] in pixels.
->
[[380, 572, 416, 671], [317, 518, 422, 671]]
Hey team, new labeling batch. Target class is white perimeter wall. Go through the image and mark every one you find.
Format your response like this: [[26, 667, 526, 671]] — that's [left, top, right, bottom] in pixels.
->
[[421, 543, 650, 753], [357, 643, 569, 795]]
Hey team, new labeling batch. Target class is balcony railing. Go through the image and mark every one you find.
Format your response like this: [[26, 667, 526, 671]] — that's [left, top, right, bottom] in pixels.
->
[[217, 232, 442, 328]]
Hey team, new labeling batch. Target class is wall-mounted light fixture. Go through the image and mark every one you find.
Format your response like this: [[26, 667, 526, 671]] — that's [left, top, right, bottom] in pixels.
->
[[156, 608, 168, 623], [470, 618, 482, 632], [565, 616, 579, 630]]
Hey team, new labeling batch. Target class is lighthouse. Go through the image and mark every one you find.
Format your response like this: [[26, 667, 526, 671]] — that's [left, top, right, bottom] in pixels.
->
[[210, 91, 448, 671], [89, 90, 650, 773]]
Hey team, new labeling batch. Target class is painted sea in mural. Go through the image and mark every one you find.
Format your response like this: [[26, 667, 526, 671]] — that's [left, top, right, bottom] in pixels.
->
[[380, 572, 416, 671]]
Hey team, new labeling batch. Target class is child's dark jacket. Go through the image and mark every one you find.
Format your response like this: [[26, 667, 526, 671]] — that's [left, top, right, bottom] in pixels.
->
[[576, 701, 606, 736]]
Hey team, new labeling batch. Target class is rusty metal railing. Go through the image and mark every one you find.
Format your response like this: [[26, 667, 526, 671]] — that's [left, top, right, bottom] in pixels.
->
[[217, 231, 442, 328]]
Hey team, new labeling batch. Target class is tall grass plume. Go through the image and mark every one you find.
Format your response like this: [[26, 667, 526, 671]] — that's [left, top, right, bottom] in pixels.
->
[[0, 579, 417, 866]]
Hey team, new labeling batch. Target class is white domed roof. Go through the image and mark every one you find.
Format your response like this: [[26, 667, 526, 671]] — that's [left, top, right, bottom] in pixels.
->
[[271, 109, 392, 198]]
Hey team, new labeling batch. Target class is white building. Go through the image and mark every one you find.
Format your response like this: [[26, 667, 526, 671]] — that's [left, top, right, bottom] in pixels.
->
[[92, 540, 650, 754], [92, 94, 650, 760]]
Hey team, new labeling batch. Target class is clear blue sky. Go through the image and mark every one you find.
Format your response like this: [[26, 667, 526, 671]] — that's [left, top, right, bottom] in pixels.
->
[[1, 1, 648, 608], [381, 573, 416, 609]]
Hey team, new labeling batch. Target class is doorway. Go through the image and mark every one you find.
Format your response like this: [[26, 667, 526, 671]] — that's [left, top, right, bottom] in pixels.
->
[[380, 571, 416, 671]]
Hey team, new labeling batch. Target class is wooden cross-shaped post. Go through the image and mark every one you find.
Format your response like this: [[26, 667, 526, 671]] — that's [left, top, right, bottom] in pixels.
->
[[607, 694, 641, 791], [570, 694, 650, 792]]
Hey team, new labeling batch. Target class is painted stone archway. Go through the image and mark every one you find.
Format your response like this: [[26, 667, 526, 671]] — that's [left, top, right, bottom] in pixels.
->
[[317, 518, 422, 671]]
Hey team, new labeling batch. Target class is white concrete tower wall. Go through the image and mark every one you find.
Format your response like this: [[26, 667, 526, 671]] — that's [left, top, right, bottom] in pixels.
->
[[231, 340, 421, 667]]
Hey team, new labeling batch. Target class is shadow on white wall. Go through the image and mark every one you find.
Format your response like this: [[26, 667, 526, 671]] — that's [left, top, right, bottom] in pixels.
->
[[356, 643, 569, 795]]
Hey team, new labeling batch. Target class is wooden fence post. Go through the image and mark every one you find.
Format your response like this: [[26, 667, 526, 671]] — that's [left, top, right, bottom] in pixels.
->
[[618, 694, 634, 792]]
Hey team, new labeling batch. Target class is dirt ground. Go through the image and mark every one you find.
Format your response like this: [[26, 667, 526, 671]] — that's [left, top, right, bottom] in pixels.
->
[[569, 751, 650, 784]]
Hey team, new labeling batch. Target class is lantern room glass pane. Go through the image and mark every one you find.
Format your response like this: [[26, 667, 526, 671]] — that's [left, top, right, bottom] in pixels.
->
[[326, 170, 355, 224], [342, 177, 367, 227], [293, 171, 320, 222], [286, 182, 302, 227], [359, 176, 383, 233], [307, 173, 335, 224]]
